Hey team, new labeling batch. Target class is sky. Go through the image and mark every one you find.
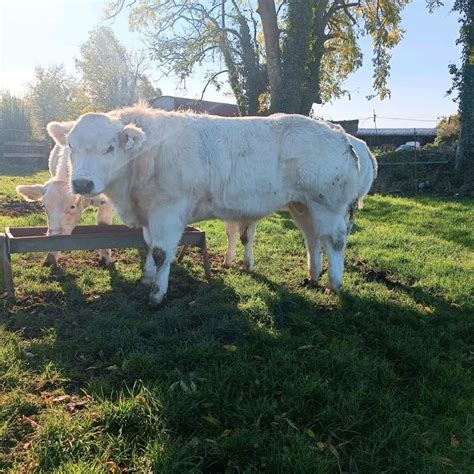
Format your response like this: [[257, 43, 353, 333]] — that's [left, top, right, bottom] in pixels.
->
[[0, 0, 462, 129]]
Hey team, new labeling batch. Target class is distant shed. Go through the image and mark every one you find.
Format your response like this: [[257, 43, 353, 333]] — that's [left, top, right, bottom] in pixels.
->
[[356, 128, 437, 148], [150, 95, 239, 117]]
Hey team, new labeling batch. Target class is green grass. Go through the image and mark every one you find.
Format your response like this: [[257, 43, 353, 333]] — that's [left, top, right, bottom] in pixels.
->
[[1, 162, 473, 473]]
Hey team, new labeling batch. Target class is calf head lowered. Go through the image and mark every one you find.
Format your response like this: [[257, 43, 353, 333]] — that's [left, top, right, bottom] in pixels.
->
[[16, 121, 113, 267]]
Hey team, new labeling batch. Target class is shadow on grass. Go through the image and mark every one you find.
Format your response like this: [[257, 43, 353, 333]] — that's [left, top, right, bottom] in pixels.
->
[[1, 248, 473, 472]]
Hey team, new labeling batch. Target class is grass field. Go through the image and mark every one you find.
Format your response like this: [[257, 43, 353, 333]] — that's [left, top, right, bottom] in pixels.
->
[[1, 161, 473, 473]]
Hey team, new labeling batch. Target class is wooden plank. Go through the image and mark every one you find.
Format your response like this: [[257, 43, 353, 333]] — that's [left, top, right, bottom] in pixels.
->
[[4, 153, 47, 159], [5, 225, 206, 254], [4, 141, 48, 147], [6, 225, 201, 238], [0, 234, 15, 299]]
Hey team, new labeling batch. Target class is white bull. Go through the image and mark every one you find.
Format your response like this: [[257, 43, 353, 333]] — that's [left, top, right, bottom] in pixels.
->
[[223, 131, 378, 275], [16, 123, 113, 267], [58, 105, 363, 305]]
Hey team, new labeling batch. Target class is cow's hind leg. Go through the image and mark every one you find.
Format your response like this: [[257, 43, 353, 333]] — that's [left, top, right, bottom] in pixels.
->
[[141, 226, 154, 286], [148, 208, 186, 306], [288, 203, 323, 284], [307, 202, 348, 293], [223, 221, 239, 267], [96, 200, 113, 267], [240, 222, 257, 272]]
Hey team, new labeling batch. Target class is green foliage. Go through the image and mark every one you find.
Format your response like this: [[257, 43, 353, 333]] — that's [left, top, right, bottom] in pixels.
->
[[435, 114, 460, 146], [27, 64, 80, 139], [110, 0, 437, 115], [449, 0, 473, 181], [76, 26, 157, 112], [1, 161, 474, 471], [0, 91, 33, 143]]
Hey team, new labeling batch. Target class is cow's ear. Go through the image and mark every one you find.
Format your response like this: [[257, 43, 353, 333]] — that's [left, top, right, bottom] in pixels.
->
[[16, 184, 45, 202], [47, 121, 75, 145], [120, 124, 146, 151]]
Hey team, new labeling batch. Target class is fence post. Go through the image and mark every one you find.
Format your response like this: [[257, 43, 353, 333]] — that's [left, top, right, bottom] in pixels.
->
[[413, 128, 418, 196]]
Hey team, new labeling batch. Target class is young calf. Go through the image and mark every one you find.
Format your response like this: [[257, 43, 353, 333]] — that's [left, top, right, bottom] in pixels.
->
[[16, 123, 113, 267], [223, 132, 378, 278]]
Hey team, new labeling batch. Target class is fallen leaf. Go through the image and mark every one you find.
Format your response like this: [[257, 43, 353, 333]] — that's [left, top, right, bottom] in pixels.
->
[[316, 442, 326, 452], [106, 365, 119, 371], [52, 395, 71, 404], [305, 428, 316, 439], [440, 457, 454, 466], [285, 418, 299, 430], [450, 434, 460, 449], [203, 415, 221, 426], [424, 306, 434, 314], [297, 345, 314, 351], [451, 303, 461, 309], [106, 460, 121, 473], [223, 344, 237, 352], [20, 416, 38, 429], [221, 429, 232, 437]]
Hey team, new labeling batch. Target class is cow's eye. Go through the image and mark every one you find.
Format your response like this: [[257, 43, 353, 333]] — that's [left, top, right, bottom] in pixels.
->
[[69, 145, 73, 153], [70, 205, 76, 210], [106, 145, 114, 154]]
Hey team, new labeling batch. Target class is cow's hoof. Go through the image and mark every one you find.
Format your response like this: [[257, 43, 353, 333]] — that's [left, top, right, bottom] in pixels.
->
[[43, 255, 58, 267], [222, 260, 232, 268], [242, 262, 254, 273], [302, 277, 318, 288], [140, 276, 153, 287], [98, 257, 110, 268], [324, 286, 340, 295], [148, 293, 166, 308]]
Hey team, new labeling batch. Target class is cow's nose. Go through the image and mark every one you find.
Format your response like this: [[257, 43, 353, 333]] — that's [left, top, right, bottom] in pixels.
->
[[72, 179, 94, 194]]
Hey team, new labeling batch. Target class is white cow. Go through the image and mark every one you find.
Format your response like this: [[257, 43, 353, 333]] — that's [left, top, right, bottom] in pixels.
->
[[223, 131, 378, 276], [16, 123, 113, 267], [57, 104, 363, 305]]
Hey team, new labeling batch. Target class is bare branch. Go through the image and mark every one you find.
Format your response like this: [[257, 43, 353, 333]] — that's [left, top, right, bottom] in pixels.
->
[[200, 69, 229, 101]]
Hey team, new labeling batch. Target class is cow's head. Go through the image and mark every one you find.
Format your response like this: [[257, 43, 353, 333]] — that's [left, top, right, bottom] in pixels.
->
[[16, 124, 85, 236], [16, 179, 84, 236], [56, 113, 146, 197]]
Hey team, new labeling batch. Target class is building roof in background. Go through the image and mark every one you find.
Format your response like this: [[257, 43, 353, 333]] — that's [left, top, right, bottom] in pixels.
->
[[150, 95, 239, 117], [357, 128, 437, 137]]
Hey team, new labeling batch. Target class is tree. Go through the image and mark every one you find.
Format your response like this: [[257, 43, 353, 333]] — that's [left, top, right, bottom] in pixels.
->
[[446, 0, 473, 185], [434, 114, 460, 147], [27, 64, 78, 138], [0, 91, 33, 143], [107, 0, 440, 116], [76, 26, 159, 111]]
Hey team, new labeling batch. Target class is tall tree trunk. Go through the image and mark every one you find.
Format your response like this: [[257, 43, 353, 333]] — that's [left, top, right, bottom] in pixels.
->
[[300, 0, 329, 115], [257, 0, 282, 112], [280, 0, 313, 113]]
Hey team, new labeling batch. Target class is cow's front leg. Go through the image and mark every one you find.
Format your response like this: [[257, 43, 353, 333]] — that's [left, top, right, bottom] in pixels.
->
[[96, 199, 113, 267], [223, 221, 239, 267], [148, 209, 186, 306], [141, 226, 154, 286], [240, 222, 257, 272], [43, 251, 60, 267]]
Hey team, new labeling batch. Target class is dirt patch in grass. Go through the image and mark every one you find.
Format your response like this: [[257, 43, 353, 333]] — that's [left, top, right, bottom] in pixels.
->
[[0, 198, 42, 217]]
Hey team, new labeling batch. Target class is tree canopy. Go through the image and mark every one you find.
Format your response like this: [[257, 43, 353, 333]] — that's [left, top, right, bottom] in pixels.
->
[[107, 0, 443, 115], [76, 26, 159, 111]]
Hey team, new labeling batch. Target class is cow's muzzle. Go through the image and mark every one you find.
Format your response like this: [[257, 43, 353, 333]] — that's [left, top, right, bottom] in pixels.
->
[[72, 179, 94, 195]]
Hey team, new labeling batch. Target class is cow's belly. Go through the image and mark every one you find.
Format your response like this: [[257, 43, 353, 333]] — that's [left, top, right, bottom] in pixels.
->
[[190, 186, 291, 223]]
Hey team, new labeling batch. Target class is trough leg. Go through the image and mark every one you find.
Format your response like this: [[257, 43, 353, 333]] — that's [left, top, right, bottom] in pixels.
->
[[0, 234, 15, 299], [176, 245, 189, 263], [200, 235, 212, 281]]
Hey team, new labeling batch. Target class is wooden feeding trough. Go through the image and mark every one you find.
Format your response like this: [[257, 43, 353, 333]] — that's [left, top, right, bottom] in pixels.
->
[[0, 225, 211, 299]]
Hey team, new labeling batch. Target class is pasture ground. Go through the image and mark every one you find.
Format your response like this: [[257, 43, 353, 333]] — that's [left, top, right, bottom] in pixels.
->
[[1, 161, 473, 473]]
